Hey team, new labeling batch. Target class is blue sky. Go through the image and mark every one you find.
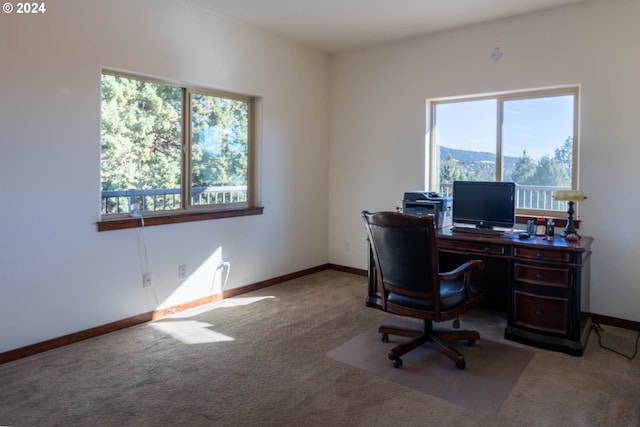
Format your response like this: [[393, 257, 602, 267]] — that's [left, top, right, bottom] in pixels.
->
[[434, 95, 574, 161]]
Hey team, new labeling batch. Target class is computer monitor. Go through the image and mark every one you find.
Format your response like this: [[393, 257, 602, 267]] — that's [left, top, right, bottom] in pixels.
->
[[452, 181, 516, 230]]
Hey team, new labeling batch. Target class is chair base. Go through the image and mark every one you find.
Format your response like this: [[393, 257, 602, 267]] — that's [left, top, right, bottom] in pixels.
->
[[379, 319, 480, 370]]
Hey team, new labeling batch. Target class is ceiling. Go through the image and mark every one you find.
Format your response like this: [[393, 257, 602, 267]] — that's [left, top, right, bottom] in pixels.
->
[[181, 0, 586, 53]]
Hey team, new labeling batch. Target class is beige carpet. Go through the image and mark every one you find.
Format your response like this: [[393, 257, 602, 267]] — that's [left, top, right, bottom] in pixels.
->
[[327, 317, 534, 414], [2, 270, 639, 426]]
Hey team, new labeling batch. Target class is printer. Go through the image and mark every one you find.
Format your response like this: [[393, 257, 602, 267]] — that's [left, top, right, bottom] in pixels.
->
[[402, 191, 453, 229]]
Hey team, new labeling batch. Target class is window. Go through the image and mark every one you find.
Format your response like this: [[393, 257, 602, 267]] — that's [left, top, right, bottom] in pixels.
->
[[100, 71, 258, 226], [428, 87, 578, 216]]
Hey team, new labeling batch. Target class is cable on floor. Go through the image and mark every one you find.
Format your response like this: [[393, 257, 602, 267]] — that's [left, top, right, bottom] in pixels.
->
[[589, 314, 639, 361]]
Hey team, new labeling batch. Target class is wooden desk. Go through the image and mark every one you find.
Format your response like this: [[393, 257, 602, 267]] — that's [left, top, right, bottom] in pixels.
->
[[366, 229, 593, 356]]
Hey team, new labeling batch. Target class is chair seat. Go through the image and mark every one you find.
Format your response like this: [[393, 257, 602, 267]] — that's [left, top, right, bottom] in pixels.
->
[[388, 280, 483, 312]]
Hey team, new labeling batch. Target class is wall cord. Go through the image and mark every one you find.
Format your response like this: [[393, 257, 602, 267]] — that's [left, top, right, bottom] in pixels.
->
[[213, 260, 231, 295], [135, 213, 160, 307], [589, 314, 639, 361]]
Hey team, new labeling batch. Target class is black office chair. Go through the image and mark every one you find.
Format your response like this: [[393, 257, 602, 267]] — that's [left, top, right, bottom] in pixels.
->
[[361, 211, 485, 369]]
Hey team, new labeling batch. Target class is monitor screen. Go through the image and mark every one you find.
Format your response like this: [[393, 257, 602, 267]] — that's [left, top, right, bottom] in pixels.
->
[[452, 181, 516, 229]]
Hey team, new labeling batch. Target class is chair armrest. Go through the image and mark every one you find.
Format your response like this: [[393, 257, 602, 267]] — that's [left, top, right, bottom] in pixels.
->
[[439, 259, 485, 302], [439, 260, 484, 281]]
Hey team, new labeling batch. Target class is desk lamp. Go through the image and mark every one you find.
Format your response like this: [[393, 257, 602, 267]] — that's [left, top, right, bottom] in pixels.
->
[[553, 190, 587, 240]]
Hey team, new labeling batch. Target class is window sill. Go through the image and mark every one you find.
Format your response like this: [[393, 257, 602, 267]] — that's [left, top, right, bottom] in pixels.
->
[[97, 206, 264, 232]]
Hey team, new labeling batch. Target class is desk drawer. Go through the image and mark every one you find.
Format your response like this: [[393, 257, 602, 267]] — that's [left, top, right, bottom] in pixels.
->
[[513, 291, 568, 334], [439, 240, 507, 256], [513, 247, 571, 263], [513, 263, 570, 288]]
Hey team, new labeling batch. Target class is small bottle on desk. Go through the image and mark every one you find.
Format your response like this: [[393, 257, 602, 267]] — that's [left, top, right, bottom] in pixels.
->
[[545, 218, 554, 241]]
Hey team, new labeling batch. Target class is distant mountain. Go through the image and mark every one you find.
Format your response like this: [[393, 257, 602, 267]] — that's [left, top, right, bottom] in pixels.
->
[[439, 146, 519, 167]]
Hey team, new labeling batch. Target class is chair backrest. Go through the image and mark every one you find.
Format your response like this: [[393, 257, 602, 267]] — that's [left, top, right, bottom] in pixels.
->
[[361, 211, 440, 305]]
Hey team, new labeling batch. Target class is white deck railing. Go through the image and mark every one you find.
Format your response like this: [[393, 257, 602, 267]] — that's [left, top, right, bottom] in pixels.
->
[[101, 186, 248, 215], [438, 184, 569, 211]]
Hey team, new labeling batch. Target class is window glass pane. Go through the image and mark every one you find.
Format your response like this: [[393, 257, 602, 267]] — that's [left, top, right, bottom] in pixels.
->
[[433, 99, 497, 195], [190, 93, 249, 207], [502, 95, 574, 211], [101, 75, 182, 215], [429, 89, 577, 215]]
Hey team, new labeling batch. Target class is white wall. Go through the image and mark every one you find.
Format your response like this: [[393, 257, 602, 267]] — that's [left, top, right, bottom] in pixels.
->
[[0, 0, 330, 352], [328, 0, 640, 322]]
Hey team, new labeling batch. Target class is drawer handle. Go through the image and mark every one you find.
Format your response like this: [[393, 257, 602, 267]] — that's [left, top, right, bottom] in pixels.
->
[[484, 247, 491, 253], [536, 252, 544, 259], [535, 273, 544, 280], [535, 310, 544, 317]]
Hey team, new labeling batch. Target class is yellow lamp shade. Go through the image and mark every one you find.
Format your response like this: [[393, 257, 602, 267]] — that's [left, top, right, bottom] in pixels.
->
[[554, 190, 587, 201]]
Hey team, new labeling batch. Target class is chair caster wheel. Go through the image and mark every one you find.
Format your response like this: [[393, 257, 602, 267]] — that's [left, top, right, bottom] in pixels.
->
[[381, 333, 389, 343], [393, 358, 403, 368], [467, 339, 476, 346], [456, 359, 466, 370]]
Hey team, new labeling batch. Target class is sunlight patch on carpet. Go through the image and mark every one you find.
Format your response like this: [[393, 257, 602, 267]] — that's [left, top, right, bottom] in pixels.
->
[[150, 320, 235, 344]]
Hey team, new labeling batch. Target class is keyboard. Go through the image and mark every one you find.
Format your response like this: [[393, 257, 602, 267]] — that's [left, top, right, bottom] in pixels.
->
[[450, 226, 504, 236]]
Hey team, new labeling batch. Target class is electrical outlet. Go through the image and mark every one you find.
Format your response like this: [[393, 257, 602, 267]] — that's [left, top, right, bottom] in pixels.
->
[[143, 272, 152, 288], [178, 264, 187, 279]]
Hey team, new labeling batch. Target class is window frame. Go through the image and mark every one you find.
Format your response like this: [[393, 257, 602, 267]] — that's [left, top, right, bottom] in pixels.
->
[[427, 86, 579, 218], [97, 70, 261, 231]]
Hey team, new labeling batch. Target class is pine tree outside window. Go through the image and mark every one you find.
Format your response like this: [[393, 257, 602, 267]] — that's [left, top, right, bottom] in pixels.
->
[[100, 71, 257, 226]]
